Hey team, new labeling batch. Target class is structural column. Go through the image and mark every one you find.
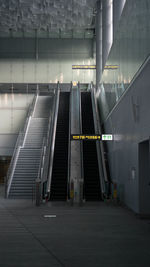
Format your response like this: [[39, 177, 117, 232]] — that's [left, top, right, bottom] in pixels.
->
[[102, 0, 113, 70], [96, 0, 102, 90]]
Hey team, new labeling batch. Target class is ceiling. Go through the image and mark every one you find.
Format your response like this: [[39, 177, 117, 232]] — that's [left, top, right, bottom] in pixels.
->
[[0, 0, 97, 38]]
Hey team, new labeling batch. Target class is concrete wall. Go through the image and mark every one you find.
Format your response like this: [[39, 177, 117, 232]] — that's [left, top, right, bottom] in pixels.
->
[[103, 58, 150, 214], [0, 134, 17, 156], [0, 93, 34, 156], [0, 94, 34, 134], [0, 38, 95, 84]]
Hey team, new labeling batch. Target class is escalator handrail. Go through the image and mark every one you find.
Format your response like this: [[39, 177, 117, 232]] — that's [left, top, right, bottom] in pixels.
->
[[35, 88, 54, 193], [90, 88, 105, 197], [78, 83, 84, 198], [46, 85, 60, 196], [39, 113, 52, 186], [91, 84, 108, 184], [67, 82, 72, 199], [37, 137, 46, 181]]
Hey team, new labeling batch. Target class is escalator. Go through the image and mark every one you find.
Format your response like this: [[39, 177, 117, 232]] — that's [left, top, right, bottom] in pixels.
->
[[50, 92, 70, 200], [81, 92, 101, 201]]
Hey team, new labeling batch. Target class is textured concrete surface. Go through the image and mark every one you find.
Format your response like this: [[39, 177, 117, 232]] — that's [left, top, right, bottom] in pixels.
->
[[0, 187, 150, 267], [103, 57, 150, 214]]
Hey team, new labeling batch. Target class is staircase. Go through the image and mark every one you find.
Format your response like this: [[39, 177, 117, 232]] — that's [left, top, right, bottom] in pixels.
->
[[8, 95, 52, 199], [24, 118, 48, 148], [8, 148, 41, 199]]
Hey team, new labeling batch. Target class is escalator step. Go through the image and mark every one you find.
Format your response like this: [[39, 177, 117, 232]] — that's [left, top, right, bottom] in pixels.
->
[[50, 92, 69, 201], [81, 92, 101, 201]]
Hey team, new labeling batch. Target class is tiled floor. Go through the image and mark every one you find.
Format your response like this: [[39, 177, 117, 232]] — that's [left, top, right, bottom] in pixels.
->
[[0, 187, 150, 267]]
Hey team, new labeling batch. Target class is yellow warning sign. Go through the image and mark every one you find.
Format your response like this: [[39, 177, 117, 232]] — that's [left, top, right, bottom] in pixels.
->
[[71, 135, 101, 140], [72, 65, 118, 70]]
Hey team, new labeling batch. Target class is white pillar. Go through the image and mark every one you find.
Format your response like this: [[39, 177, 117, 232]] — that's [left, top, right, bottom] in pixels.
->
[[96, 0, 102, 90], [102, 0, 113, 70]]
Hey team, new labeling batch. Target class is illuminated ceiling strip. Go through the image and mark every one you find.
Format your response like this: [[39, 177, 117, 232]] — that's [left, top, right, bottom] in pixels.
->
[[104, 65, 119, 69], [72, 65, 96, 69]]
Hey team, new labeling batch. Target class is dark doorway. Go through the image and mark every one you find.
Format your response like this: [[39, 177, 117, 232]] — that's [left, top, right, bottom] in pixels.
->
[[0, 157, 11, 184], [139, 140, 150, 215]]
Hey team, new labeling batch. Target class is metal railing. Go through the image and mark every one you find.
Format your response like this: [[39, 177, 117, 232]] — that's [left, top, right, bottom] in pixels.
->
[[46, 84, 60, 198], [5, 93, 38, 198]]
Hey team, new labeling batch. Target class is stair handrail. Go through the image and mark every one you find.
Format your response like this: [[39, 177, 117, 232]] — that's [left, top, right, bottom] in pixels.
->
[[5, 93, 38, 197], [22, 93, 38, 139], [46, 84, 60, 198]]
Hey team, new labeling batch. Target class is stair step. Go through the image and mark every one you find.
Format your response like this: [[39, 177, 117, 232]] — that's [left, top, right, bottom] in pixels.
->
[[81, 92, 101, 202]]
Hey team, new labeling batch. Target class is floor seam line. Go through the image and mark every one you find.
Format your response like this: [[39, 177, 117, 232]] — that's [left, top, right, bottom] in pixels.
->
[[2, 203, 66, 267]]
